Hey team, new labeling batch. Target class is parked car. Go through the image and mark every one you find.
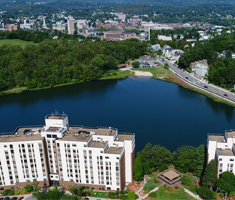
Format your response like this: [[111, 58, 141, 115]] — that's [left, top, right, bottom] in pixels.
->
[[17, 197, 24, 200], [10, 197, 17, 200], [224, 94, 228, 97], [3, 197, 10, 200], [204, 86, 208, 88]]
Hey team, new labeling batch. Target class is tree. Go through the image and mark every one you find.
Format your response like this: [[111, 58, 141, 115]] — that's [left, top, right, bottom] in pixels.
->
[[127, 191, 136, 200], [32, 179, 40, 193], [132, 61, 140, 68], [197, 186, 216, 200], [192, 145, 206, 177], [181, 174, 192, 186], [217, 171, 235, 198], [133, 152, 144, 181], [202, 160, 217, 188]]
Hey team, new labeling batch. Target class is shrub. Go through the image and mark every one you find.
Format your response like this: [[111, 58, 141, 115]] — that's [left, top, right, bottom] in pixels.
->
[[2, 189, 10, 196], [175, 186, 179, 189], [14, 190, 21, 195], [220, 193, 225, 198], [213, 192, 218, 197], [178, 187, 184, 192], [24, 185, 33, 192], [153, 178, 159, 184], [197, 187, 216, 200], [8, 190, 15, 195], [181, 174, 197, 186], [143, 179, 156, 193], [229, 191, 235, 196], [167, 187, 173, 192], [159, 185, 166, 191]]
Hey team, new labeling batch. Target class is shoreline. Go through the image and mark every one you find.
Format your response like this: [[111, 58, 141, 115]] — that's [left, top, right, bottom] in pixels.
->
[[1, 68, 235, 107]]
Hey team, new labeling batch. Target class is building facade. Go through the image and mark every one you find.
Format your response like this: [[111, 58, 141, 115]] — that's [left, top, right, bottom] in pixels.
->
[[0, 114, 135, 191], [207, 130, 235, 176], [67, 19, 74, 35]]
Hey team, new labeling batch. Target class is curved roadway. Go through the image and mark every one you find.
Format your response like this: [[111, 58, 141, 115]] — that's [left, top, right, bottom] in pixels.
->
[[157, 56, 235, 104]]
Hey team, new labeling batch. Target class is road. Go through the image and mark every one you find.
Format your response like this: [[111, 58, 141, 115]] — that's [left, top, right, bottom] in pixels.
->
[[157, 56, 235, 104]]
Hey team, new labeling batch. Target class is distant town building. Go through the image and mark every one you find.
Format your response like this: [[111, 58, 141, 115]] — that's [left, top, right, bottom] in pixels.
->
[[190, 59, 208, 77], [219, 50, 235, 59], [121, 32, 136, 40], [76, 19, 87, 30], [67, 19, 74, 35], [151, 44, 161, 51], [6, 23, 19, 31], [158, 35, 172, 41]]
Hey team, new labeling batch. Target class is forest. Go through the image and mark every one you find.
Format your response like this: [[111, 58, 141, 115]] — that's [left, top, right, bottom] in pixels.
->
[[0, 31, 148, 92]]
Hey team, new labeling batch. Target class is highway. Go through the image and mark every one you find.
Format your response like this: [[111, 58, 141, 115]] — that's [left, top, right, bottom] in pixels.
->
[[156, 56, 235, 104]]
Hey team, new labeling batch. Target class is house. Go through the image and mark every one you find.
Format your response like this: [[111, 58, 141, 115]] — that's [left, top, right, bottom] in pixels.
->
[[195, 64, 208, 77], [151, 44, 161, 52], [219, 50, 235, 59], [117, 64, 126, 69], [190, 59, 208, 72]]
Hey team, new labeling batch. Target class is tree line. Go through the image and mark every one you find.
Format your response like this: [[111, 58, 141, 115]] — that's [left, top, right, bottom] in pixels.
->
[[133, 143, 205, 181], [0, 36, 148, 92]]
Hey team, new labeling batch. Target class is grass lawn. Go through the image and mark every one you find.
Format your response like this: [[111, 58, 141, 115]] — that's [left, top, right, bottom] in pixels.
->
[[149, 190, 195, 200], [100, 69, 131, 80], [0, 39, 38, 46], [90, 191, 108, 198]]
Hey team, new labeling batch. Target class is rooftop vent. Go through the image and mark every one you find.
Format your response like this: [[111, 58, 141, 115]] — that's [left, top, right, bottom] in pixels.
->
[[116, 138, 119, 141]]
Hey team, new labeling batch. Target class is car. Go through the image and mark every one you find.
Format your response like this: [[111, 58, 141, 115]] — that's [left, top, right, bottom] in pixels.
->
[[17, 197, 24, 200], [3, 197, 10, 200], [185, 77, 188, 79], [204, 86, 208, 88], [224, 94, 228, 97], [10, 197, 17, 200]]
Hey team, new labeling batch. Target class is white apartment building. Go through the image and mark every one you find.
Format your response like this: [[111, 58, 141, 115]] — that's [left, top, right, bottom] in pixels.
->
[[207, 130, 235, 176], [67, 19, 74, 35], [0, 113, 135, 191]]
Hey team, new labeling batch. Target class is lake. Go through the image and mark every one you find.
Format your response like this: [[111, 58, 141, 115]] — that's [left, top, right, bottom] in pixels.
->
[[0, 77, 234, 152]]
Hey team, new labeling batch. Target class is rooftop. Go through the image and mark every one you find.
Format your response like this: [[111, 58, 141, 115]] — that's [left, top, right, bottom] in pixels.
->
[[218, 149, 234, 156], [208, 134, 225, 143], [89, 141, 106, 148], [105, 147, 123, 154], [163, 170, 180, 180], [226, 130, 235, 138], [69, 126, 116, 136], [115, 134, 133, 141], [46, 114, 67, 119]]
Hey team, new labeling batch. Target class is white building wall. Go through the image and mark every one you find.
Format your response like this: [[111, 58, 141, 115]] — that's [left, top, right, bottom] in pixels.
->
[[207, 140, 217, 163]]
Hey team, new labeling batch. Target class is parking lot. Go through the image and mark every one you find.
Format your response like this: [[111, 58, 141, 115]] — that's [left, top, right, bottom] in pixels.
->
[[136, 57, 160, 68]]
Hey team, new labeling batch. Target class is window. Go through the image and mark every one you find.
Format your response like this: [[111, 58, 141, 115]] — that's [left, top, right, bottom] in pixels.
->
[[230, 159, 234, 161], [105, 156, 109, 159], [220, 163, 223, 167], [72, 144, 76, 147], [116, 157, 119, 160], [219, 158, 222, 161]]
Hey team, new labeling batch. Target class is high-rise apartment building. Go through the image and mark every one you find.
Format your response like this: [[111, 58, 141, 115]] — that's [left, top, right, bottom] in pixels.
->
[[207, 130, 235, 176], [0, 113, 135, 191], [67, 19, 74, 35]]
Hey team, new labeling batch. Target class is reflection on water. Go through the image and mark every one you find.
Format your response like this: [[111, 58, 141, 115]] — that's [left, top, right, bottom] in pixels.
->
[[0, 77, 234, 151]]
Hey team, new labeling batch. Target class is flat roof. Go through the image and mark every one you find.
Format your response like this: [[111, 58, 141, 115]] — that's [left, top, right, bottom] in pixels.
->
[[218, 149, 234, 156], [115, 134, 133, 141], [163, 170, 180, 180], [89, 141, 106, 148], [226, 130, 235, 138], [63, 128, 91, 142], [208, 134, 225, 143], [0, 134, 42, 142], [69, 126, 116, 136], [46, 115, 66, 119], [105, 147, 123, 154]]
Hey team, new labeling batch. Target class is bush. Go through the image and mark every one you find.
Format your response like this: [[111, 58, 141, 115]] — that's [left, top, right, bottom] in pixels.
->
[[8, 190, 15, 195], [213, 192, 218, 197], [14, 190, 21, 195], [197, 187, 216, 200], [167, 187, 173, 192], [148, 192, 157, 198], [2, 189, 10, 196], [143, 179, 156, 193], [220, 193, 225, 198], [175, 186, 179, 189], [229, 191, 235, 196], [178, 187, 184, 192], [181, 174, 197, 186], [159, 185, 166, 191], [24, 185, 33, 192]]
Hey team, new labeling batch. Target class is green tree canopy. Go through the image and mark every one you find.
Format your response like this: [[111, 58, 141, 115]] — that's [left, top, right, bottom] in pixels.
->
[[217, 171, 235, 197], [202, 160, 217, 188]]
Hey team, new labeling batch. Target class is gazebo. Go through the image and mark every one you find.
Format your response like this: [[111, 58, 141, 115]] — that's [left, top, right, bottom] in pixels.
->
[[158, 168, 182, 187]]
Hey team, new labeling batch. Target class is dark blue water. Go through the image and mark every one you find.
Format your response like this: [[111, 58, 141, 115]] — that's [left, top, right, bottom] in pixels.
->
[[0, 77, 234, 152]]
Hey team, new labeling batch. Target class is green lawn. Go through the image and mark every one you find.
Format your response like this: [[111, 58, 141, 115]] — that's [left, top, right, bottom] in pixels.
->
[[149, 190, 195, 200], [100, 69, 131, 80], [0, 39, 38, 46]]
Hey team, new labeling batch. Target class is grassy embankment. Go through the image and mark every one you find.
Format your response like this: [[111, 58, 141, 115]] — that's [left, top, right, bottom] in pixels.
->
[[0, 39, 39, 46], [131, 66, 235, 107], [99, 69, 131, 80], [149, 190, 195, 200]]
